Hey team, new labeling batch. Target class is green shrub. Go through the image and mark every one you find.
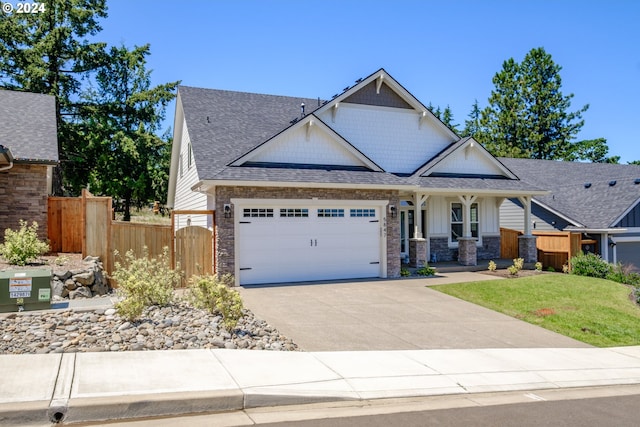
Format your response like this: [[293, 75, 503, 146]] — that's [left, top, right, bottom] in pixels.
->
[[606, 263, 640, 286], [488, 260, 497, 272], [400, 267, 411, 277], [570, 252, 612, 279], [547, 266, 556, 272], [0, 220, 49, 265], [188, 274, 243, 331], [111, 246, 182, 321], [534, 262, 543, 272], [416, 264, 436, 276], [507, 265, 520, 276]]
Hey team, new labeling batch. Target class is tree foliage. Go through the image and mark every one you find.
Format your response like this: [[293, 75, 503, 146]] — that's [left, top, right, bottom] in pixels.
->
[[0, 3, 177, 217], [0, 0, 108, 194], [81, 45, 178, 220], [565, 138, 620, 163], [476, 47, 589, 160]]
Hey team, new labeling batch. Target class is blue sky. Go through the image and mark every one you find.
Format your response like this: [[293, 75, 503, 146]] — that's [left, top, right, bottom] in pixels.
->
[[98, 0, 639, 162]]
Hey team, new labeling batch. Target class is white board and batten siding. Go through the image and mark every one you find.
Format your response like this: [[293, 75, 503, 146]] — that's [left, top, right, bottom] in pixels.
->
[[173, 118, 213, 229], [318, 103, 453, 174], [232, 199, 388, 286], [427, 196, 500, 242]]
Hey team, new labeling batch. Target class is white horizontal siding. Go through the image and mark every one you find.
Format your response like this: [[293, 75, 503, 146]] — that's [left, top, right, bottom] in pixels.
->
[[248, 124, 365, 166], [174, 119, 208, 228], [319, 104, 453, 173]]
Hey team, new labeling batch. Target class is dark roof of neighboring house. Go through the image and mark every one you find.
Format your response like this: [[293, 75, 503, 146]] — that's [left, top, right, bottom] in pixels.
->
[[0, 90, 58, 164], [499, 158, 640, 228]]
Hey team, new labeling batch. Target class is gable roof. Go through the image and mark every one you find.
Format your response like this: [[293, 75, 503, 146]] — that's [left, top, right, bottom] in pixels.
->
[[414, 137, 518, 179], [169, 70, 544, 199], [499, 158, 640, 229], [0, 90, 58, 164], [178, 85, 322, 180]]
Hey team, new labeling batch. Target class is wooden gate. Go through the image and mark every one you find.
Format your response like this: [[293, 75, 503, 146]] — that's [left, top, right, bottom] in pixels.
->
[[171, 210, 215, 287]]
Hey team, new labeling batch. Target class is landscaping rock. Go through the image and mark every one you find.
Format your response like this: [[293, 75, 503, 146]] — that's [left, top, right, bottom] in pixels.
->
[[0, 304, 301, 354]]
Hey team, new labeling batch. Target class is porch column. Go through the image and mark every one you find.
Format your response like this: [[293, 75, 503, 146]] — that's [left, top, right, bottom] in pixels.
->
[[518, 196, 533, 236], [517, 196, 537, 263], [601, 232, 609, 262], [457, 195, 477, 266], [409, 192, 428, 267], [413, 193, 428, 238]]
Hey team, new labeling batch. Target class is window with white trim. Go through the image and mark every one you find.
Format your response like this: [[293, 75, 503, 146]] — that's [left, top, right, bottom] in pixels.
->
[[350, 208, 376, 217], [451, 202, 478, 241], [243, 208, 274, 218], [280, 208, 309, 217], [317, 208, 344, 217]]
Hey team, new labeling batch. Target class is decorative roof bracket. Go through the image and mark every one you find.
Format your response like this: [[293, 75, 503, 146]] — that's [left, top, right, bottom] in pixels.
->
[[376, 75, 384, 94]]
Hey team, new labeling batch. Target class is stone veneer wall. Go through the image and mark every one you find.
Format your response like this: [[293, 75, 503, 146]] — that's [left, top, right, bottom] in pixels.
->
[[430, 235, 501, 263], [214, 186, 401, 281], [477, 236, 500, 260], [0, 164, 49, 242]]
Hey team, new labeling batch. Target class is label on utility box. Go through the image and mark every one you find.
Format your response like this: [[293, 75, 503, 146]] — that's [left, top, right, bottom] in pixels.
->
[[9, 277, 32, 298], [38, 288, 50, 301]]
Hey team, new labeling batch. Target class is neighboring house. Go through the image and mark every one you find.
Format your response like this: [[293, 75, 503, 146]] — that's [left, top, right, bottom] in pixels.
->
[[499, 158, 640, 270], [0, 90, 59, 242], [167, 69, 544, 285]]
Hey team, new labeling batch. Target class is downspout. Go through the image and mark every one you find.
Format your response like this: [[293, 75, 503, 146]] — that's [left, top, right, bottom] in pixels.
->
[[0, 145, 14, 171]]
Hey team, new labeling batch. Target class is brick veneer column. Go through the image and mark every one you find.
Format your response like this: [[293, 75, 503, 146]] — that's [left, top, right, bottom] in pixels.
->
[[457, 237, 477, 266], [409, 238, 427, 267], [518, 235, 538, 263]]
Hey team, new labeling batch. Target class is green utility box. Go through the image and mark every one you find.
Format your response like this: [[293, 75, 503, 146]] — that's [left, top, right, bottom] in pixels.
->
[[0, 268, 52, 313]]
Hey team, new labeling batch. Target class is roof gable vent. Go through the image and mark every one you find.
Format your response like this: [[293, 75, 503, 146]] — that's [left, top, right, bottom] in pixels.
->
[[584, 182, 591, 188], [609, 180, 617, 186]]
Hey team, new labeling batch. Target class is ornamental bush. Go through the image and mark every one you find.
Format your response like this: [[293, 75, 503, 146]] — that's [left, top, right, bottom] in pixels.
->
[[112, 246, 182, 321], [570, 252, 612, 279], [416, 264, 436, 276], [187, 274, 243, 331], [0, 220, 49, 265]]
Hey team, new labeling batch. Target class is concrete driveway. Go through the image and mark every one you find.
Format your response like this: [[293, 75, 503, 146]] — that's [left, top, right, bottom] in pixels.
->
[[238, 272, 591, 351]]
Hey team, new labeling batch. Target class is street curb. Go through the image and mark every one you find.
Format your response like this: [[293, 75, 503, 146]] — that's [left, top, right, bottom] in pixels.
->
[[59, 390, 244, 425]]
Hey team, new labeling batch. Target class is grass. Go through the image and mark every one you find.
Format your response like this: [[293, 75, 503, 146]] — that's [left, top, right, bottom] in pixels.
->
[[432, 274, 640, 347]]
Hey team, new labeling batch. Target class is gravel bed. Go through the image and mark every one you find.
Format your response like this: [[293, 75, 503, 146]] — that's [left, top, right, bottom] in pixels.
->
[[0, 301, 300, 354]]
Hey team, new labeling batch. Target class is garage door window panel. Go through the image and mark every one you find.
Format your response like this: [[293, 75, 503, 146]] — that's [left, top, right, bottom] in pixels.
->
[[318, 208, 344, 217], [243, 208, 274, 218]]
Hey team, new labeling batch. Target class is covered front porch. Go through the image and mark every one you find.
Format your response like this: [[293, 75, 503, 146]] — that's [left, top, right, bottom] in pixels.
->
[[398, 190, 539, 268]]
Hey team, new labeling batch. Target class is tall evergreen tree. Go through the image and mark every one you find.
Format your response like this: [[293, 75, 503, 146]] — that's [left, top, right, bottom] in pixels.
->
[[477, 48, 589, 160], [462, 99, 482, 137], [0, 0, 108, 194], [82, 44, 178, 221]]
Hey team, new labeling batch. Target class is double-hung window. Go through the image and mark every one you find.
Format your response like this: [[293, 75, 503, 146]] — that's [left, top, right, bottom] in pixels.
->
[[451, 202, 478, 242]]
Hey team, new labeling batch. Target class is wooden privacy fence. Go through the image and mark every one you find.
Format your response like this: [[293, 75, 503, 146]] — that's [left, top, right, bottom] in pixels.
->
[[48, 197, 83, 253], [48, 190, 215, 286], [500, 227, 521, 259], [500, 227, 584, 271]]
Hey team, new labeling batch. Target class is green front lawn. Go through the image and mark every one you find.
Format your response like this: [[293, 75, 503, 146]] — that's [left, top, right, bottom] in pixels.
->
[[432, 274, 640, 347]]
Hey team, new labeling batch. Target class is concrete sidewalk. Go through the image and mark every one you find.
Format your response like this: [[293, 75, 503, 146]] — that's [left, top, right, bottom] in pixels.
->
[[2, 346, 640, 426]]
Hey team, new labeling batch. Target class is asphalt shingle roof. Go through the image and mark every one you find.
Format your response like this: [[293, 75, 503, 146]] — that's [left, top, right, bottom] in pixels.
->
[[179, 86, 322, 181], [499, 158, 640, 228], [0, 90, 58, 163]]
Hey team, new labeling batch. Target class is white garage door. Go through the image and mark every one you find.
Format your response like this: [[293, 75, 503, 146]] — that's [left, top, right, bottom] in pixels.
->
[[236, 204, 384, 285], [616, 241, 640, 272]]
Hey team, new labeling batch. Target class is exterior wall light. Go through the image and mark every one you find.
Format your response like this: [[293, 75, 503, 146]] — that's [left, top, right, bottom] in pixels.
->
[[389, 205, 397, 218], [224, 204, 232, 218]]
